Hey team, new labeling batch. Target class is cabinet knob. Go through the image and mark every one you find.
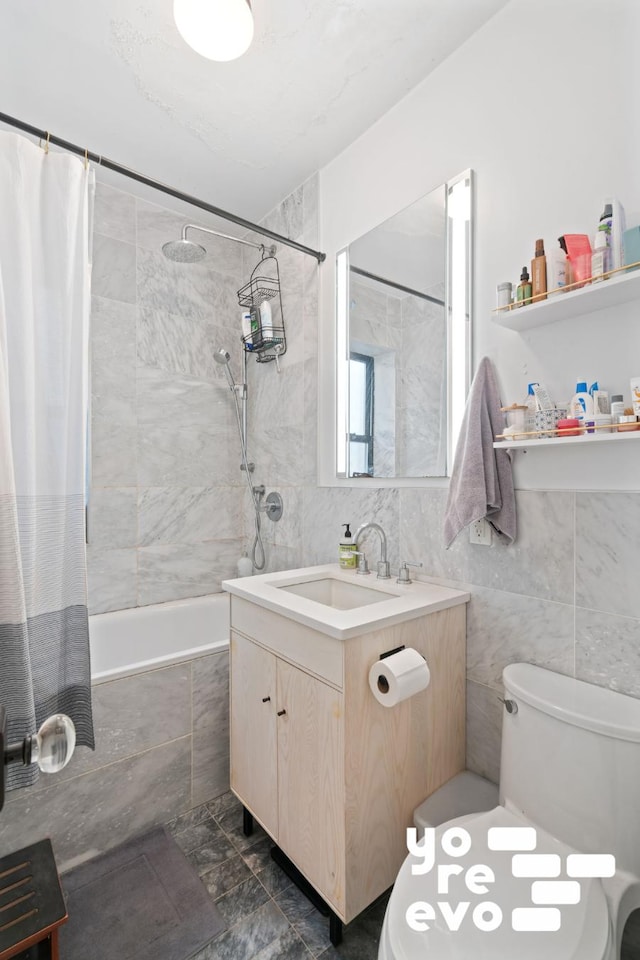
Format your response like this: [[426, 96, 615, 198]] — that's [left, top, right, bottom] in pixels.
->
[[262, 696, 271, 702], [277, 709, 287, 717]]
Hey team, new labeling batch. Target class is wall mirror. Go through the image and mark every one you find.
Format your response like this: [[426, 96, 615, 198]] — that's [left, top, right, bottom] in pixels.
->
[[335, 169, 473, 479]]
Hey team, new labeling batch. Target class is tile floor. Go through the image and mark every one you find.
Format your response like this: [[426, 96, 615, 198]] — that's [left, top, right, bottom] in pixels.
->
[[168, 791, 388, 960], [170, 792, 640, 960]]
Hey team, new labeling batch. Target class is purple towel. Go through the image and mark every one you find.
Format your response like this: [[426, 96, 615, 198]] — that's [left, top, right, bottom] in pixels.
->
[[443, 356, 516, 548]]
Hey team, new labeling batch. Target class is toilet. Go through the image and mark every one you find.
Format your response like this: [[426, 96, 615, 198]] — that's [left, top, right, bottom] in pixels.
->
[[379, 662, 640, 960]]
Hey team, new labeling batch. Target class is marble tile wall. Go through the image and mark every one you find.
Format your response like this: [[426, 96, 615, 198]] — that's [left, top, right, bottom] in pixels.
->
[[0, 652, 229, 870], [88, 182, 245, 614]]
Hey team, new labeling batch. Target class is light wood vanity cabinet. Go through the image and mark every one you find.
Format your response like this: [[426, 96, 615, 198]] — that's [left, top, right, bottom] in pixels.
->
[[229, 594, 466, 925]]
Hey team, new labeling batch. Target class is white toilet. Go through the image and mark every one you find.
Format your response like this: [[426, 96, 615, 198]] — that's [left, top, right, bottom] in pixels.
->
[[379, 662, 640, 960]]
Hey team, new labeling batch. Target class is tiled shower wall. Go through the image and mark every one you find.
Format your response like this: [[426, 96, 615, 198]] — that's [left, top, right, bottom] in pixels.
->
[[88, 183, 247, 614]]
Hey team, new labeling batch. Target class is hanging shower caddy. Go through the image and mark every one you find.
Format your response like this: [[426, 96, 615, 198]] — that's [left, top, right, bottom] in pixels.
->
[[237, 252, 286, 363]]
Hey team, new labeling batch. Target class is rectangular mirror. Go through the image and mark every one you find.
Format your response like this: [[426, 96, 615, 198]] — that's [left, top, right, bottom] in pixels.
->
[[336, 169, 473, 479]]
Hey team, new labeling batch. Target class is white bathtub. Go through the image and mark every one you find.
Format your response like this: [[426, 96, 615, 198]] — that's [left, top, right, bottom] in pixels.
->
[[88, 594, 230, 684]]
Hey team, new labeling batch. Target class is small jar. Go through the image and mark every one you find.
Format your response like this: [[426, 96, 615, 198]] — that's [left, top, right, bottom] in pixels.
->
[[496, 282, 513, 310], [501, 403, 528, 438], [617, 415, 639, 432]]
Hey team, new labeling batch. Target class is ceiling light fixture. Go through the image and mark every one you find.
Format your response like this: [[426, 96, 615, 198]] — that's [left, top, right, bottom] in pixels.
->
[[173, 0, 254, 62]]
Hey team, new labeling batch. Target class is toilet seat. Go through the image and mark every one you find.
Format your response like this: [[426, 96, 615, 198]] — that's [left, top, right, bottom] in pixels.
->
[[380, 806, 612, 960]]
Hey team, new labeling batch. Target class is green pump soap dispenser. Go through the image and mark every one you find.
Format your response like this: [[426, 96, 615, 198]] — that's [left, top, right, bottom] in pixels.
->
[[339, 524, 357, 569]]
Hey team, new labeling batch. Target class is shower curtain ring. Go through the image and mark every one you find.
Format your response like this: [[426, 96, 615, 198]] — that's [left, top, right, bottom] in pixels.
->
[[44, 131, 50, 155], [84, 148, 89, 170]]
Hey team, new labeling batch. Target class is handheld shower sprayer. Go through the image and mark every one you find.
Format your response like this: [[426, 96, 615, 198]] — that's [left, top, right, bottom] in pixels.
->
[[214, 348, 236, 391]]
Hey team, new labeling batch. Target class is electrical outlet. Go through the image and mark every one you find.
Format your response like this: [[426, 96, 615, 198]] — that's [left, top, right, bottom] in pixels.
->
[[470, 518, 492, 545]]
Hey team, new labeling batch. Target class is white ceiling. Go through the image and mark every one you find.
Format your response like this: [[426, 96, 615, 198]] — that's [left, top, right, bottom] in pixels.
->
[[0, 0, 507, 227]]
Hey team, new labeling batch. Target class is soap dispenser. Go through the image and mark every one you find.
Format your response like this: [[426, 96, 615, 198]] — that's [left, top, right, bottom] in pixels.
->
[[339, 524, 357, 569]]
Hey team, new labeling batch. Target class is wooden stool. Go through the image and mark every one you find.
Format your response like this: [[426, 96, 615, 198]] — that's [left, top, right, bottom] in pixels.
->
[[0, 839, 67, 960]]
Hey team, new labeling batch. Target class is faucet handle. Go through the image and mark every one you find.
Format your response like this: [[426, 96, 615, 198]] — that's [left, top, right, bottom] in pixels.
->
[[353, 551, 370, 576], [396, 560, 423, 584]]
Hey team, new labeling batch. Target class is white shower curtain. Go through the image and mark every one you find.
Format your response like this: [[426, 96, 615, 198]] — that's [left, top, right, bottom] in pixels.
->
[[0, 132, 95, 789]]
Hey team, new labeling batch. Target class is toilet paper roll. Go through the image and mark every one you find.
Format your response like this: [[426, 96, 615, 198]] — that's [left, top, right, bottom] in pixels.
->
[[368, 648, 430, 708]]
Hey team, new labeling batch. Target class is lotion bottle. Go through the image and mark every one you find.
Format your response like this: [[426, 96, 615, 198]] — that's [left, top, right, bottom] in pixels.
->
[[570, 381, 594, 422]]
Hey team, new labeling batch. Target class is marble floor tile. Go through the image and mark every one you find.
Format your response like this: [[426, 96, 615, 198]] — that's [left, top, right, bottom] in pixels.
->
[[215, 875, 270, 927], [254, 859, 293, 898], [202, 854, 252, 900], [274, 885, 316, 925], [252, 926, 314, 960], [217, 807, 268, 853], [168, 804, 214, 836], [238, 836, 273, 873], [185, 833, 238, 877], [173, 817, 226, 855], [207, 791, 242, 820], [196, 900, 289, 960], [294, 910, 334, 957]]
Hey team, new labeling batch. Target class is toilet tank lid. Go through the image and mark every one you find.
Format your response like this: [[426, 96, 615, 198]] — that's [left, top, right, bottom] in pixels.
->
[[503, 663, 640, 743]]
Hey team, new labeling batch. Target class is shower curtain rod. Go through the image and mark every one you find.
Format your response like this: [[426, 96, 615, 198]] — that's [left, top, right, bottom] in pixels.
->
[[350, 264, 445, 306], [0, 111, 326, 263]]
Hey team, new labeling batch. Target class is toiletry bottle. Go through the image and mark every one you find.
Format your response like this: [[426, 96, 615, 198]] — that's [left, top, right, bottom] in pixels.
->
[[523, 383, 538, 432], [547, 239, 568, 296], [591, 230, 610, 282], [598, 203, 613, 247], [259, 299, 274, 340], [339, 524, 357, 569], [610, 394, 625, 420], [561, 234, 593, 287], [249, 304, 262, 347], [570, 381, 595, 422], [516, 267, 532, 307], [241, 310, 253, 349], [531, 239, 547, 302]]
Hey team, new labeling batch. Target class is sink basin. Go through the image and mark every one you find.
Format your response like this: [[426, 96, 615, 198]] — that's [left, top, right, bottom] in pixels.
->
[[222, 564, 470, 640], [277, 577, 390, 610]]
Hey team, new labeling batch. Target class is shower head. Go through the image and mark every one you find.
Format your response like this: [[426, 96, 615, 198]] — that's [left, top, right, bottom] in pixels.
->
[[162, 238, 207, 263], [214, 348, 236, 389]]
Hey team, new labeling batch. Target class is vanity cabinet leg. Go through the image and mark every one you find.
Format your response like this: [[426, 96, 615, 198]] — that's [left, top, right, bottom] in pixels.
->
[[329, 911, 343, 947], [242, 806, 254, 837]]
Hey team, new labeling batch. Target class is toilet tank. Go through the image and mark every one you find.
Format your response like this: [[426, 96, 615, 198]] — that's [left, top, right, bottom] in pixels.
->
[[500, 663, 640, 876]]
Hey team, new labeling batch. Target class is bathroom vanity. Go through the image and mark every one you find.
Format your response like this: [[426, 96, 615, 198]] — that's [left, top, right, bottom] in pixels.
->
[[223, 565, 469, 937]]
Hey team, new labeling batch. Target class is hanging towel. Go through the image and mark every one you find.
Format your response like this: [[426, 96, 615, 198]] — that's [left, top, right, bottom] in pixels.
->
[[443, 356, 516, 548]]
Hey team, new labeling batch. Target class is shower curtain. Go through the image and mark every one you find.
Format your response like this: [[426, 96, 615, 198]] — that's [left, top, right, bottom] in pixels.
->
[[0, 132, 95, 789]]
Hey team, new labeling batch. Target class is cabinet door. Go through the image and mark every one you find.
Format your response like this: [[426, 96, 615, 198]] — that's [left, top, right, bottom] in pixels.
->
[[230, 631, 278, 838], [277, 660, 345, 913]]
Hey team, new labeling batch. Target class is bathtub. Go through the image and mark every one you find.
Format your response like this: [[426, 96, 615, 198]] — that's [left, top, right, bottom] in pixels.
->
[[88, 594, 230, 684]]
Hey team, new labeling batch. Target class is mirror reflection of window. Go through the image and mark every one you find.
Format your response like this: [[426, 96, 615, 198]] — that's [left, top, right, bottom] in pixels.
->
[[336, 170, 472, 481], [349, 352, 374, 476]]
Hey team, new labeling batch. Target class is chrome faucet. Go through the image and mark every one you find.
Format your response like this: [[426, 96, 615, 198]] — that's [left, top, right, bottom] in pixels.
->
[[353, 522, 391, 579]]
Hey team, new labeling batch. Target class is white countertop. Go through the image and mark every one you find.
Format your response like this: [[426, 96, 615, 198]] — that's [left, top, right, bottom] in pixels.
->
[[222, 564, 469, 639]]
